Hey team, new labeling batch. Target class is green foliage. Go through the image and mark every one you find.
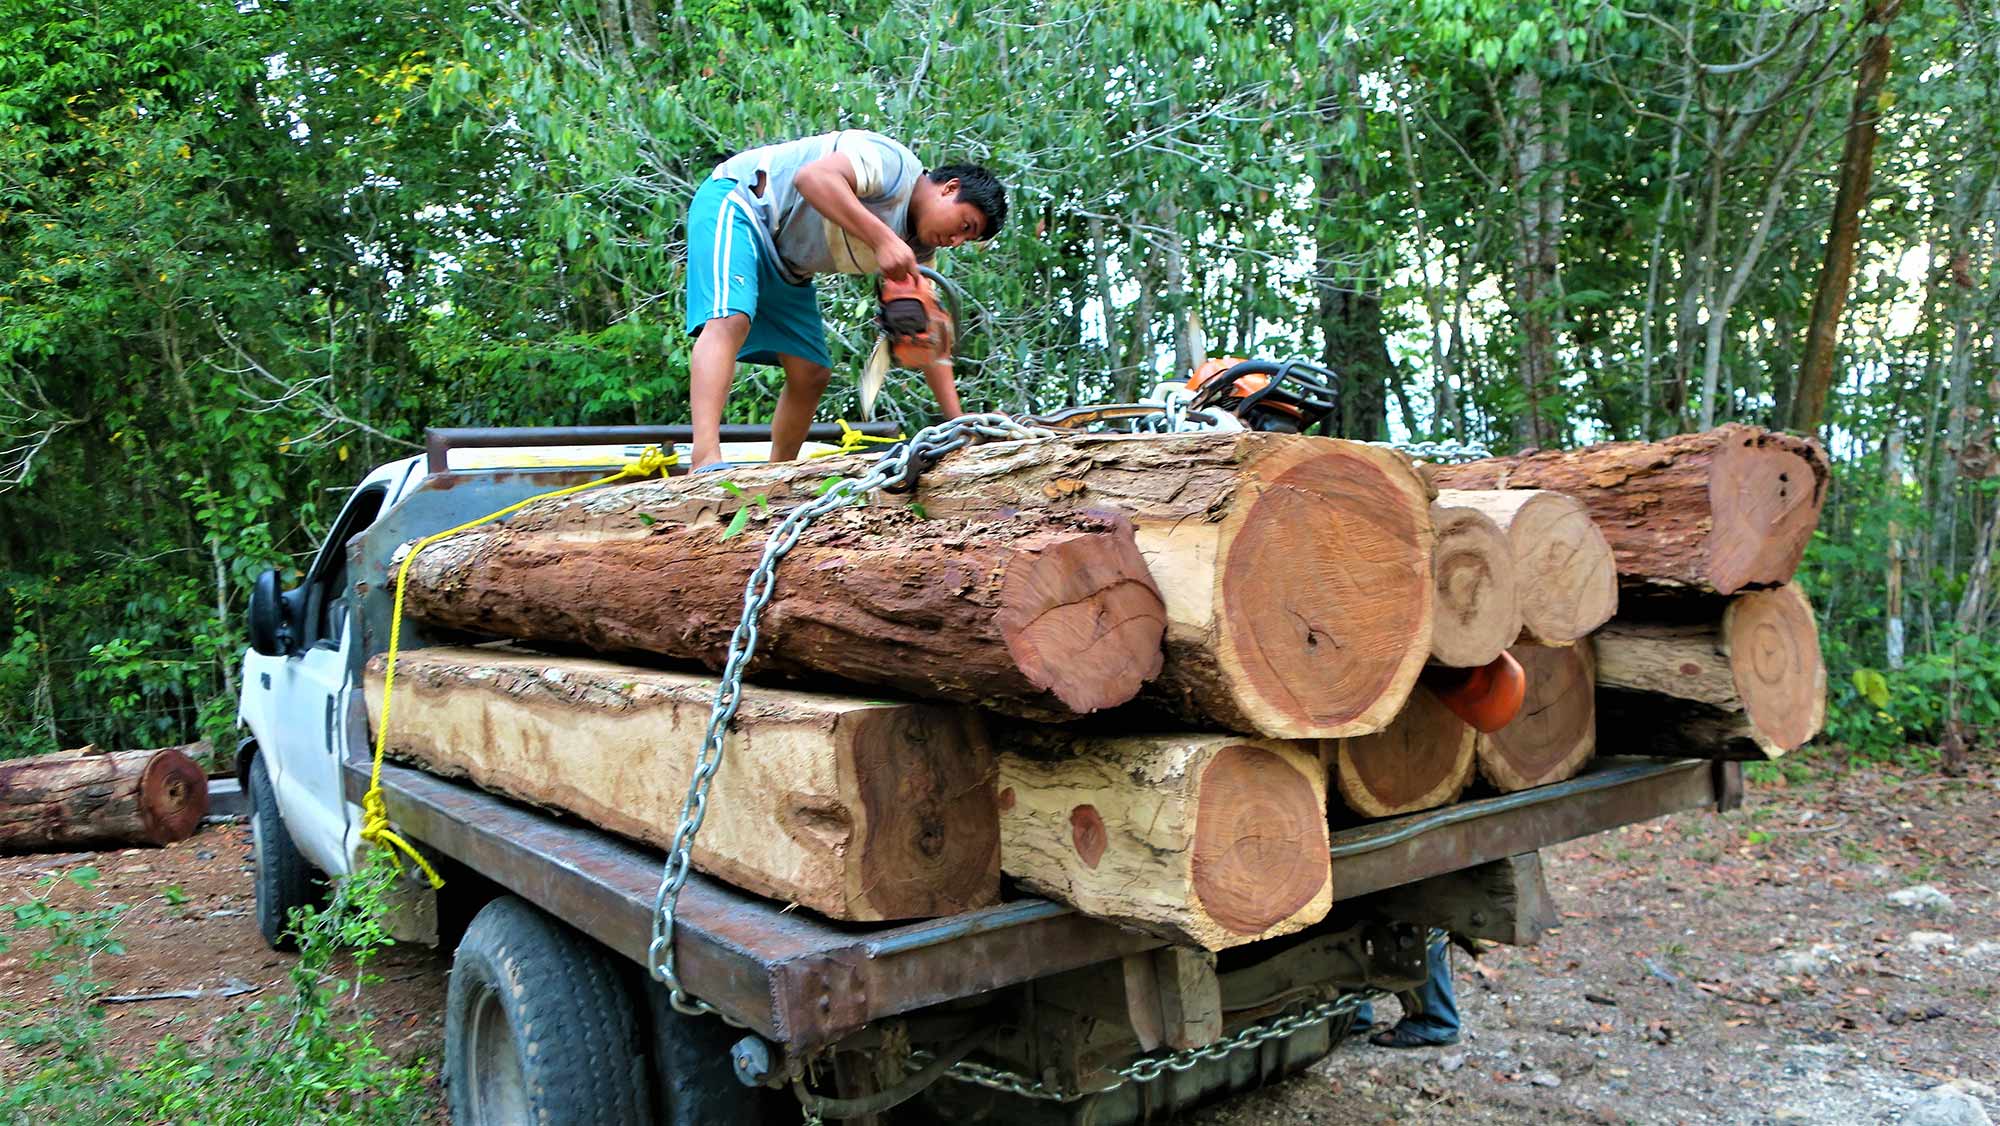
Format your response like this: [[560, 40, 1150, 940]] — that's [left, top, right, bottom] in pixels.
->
[[0, 858, 431, 1124]]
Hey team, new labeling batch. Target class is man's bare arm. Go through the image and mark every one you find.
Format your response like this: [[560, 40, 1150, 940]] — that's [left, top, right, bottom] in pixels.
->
[[923, 361, 964, 419], [794, 153, 918, 281]]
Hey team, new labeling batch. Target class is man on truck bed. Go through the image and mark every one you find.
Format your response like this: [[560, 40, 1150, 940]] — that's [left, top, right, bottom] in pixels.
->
[[683, 129, 1009, 470]]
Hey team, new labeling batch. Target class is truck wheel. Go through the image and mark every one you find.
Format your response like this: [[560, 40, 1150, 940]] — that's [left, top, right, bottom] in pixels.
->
[[644, 983, 782, 1125], [446, 896, 652, 1126], [248, 754, 320, 950]]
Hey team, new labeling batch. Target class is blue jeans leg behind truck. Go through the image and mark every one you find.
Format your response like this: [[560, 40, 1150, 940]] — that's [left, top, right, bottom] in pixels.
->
[[683, 176, 831, 370], [1355, 934, 1460, 1043]]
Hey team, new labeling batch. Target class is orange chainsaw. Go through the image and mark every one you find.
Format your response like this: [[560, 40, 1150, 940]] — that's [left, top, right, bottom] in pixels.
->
[[860, 266, 959, 420], [1185, 356, 1340, 434]]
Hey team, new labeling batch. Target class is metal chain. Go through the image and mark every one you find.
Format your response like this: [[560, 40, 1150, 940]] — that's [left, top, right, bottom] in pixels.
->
[[647, 414, 1055, 1018], [1373, 437, 1494, 464], [909, 989, 1382, 1103]]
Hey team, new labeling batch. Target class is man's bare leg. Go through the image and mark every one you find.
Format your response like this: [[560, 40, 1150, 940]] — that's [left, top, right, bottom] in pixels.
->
[[770, 353, 834, 462], [690, 313, 752, 469]]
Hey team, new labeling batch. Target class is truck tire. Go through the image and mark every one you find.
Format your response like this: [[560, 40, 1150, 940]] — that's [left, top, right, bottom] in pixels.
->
[[248, 754, 320, 950], [644, 983, 783, 1125], [446, 896, 652, 1126]]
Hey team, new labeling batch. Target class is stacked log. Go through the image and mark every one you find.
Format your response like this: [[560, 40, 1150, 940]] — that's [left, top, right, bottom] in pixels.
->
[[996, 731, 1330, 950], [400, 432, 1438, 740], [1595, 583, 1826, 760], [1, 743, 209, 854], [1475, 641, 1598, 792], [1328, 686, 1476, 817], [364, 647, 998, 922], [1433, 489, 1616, 646], [1432, 424, 1830, 600], [1426, 499, 1522, 668]]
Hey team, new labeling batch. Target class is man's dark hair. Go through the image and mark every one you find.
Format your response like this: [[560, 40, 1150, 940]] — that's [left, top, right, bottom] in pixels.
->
[[928, 164, 1007, 240]]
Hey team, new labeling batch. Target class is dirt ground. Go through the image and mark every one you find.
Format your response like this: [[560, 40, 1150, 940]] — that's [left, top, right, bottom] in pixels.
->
[[2, 762, 1994, 1125]]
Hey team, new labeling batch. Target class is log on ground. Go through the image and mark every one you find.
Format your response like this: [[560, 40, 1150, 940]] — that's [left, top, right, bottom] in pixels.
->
[[1329, 684, 1476, 817], [1433, 489, 1616, 646], [365, 647, 998, 922], [1594, 583, 1826, 759], [406, 431, 1436, 739], [1475, 642, 1596, 792], [402, 506, 1165, 723], [1426, 497, 1523, 667], [1432, 425, 1830, 598], [0, 743, 209, 854], [997, 731, 1331, 950]]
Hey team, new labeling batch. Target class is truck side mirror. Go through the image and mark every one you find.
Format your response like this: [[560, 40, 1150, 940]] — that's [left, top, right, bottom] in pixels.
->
[[248, 569, 295, 657]]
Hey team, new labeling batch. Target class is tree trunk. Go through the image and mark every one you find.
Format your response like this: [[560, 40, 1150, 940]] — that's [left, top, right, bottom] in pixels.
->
[[0, 744, 209, 854], [1329, 684, 1476, 818], [997, 732, 1329, 951], [1432, 489, 1615, 645], [1432, 425, 1830, 599], [1594, 585, 1825, 760], [366, 648, 998, 922], [403, 505, 1165, 723], [411, 433, 1437, 740], [1792, 0, 1906, 433], [1474, 641, 1595, 792], [1426, 498, 1524, 668]]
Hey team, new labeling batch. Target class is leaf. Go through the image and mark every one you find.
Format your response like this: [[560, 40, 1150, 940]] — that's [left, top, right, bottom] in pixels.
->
[[909, 502, 928, 520], [720, 507, 751, 541], [636, 513, 655, 526], [161, 885, 189, 906], [717, 481, 744, 497], [1853, 668, 1891, 709]]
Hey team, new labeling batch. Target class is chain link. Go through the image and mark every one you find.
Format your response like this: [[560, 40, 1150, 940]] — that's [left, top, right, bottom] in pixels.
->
[[909, 989, 1381, 1102], [646, 414, 1053, 1018], [1372, 437, 1494, 463]]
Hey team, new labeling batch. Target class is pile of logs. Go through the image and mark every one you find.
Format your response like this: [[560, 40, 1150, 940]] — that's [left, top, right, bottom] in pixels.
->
[[369, 424, 1830, 950]]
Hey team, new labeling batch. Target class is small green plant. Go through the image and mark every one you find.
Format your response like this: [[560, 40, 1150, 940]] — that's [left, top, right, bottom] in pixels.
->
[[0, 857, 431, 1125]]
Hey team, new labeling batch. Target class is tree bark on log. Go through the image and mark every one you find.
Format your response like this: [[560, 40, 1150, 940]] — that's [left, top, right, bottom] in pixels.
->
[[365, 648, 998, 922], [407, 432, 1436, 739], [402, 507, 1166, 723], [997, 731, 1331, 950], [0, 744, 208, 854], [1433, 489, 1612, 647], [1432, 426, 1830, 599], [1475, 642, 1595, 792], [1427, 499, 1522, 667], [1329, 684, 1476, 818], [1594, 584, 1826, 759]]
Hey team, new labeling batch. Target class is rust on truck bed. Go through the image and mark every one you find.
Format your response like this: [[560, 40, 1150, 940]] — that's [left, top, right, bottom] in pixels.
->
[[344, 755, 1736, 1054]]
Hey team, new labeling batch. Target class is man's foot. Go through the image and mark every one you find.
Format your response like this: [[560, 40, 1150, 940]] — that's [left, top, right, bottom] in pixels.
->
[[1369, 1025, 1459, 1049]]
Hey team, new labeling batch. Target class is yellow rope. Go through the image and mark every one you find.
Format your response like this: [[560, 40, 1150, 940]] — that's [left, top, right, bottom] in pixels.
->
[[807, 418, 904, 458], [363, 445, 678, 887]]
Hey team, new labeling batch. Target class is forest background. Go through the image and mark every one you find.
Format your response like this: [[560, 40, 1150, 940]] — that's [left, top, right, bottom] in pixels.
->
[[1, 0, 1994, 769]]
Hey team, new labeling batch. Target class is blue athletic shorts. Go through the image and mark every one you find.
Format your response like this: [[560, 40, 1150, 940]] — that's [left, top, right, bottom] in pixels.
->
[[683, 177, 830, 369]]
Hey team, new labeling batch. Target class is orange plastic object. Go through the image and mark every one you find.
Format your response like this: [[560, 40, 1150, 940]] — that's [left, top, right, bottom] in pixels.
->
[[878, 273, 955, 368], [1188, 355, 1250, 391], [1420, 650, 1528, 734]]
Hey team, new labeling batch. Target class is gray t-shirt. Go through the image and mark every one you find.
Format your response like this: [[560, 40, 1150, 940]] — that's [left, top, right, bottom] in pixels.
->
[[713, 130, 932, 283]]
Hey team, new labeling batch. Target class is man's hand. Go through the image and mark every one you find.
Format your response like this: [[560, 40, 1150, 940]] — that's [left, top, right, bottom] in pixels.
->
[[873, 236, 917, 283]]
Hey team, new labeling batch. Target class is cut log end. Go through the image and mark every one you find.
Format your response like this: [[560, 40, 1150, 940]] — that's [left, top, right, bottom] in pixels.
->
[[850, 707, 1003, 918], [996, 518, 1167, 715], [1502, 492, 1617, 644], [1214, 442, 1434, 737], [1331, 686, 1477, 817], [1428, 501, 1523, 668], [1725, 583, 1827, 754], [1706, 434, 1829, 595], [1190, 745, 1330, 937], [138, 748, 210, 844], [1476, 642, 1596, 792]]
